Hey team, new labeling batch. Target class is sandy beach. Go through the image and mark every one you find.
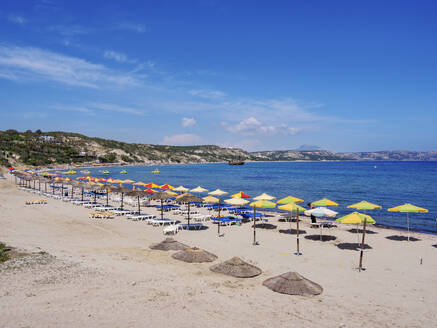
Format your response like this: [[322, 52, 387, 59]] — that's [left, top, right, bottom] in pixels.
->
[[1, 175, 437, 328]]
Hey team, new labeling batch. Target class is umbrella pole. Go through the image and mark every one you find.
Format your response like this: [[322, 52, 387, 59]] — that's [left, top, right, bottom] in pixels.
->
[[188, 202, 190, 228], [407, 213, 410, 242], [253, 207, 257, 245], [358, 218, 367, 271], [106, 192, 109, 206], [296, 210, 301, 255], [161, 199, 163, 220], [217, 201, 221, 236], [138, 196, 140, 214], [121, 193, 124, 208], [81, 188, 84, 201]]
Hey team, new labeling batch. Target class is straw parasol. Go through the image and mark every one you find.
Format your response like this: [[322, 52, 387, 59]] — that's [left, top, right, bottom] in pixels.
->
[[149, 190, 175, 219], [149, 238, 189, 251], [263, 272, 323, 296], [190, 186, 209, 193], [208, 189, 229, 236], [253, 193, 276, 201], [210, 257, 262, 278], [278, 202, 307, 255], [337, 212, 375, 271], [112, 186, 131, 208], [173, 186, 189, 192], [175, 193, 203, 227], [388, 203, 428, 241], [171, 247, 217, 263], [125, 190, 146, 214], [249, 200, 276, 245], [224, 197, 249, 206]]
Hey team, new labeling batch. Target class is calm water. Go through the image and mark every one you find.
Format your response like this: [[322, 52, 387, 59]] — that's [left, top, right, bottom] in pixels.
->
[[81, 161, 437, 234]]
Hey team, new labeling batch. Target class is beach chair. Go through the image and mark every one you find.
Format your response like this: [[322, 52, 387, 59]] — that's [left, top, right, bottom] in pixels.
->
[[163, 224, 182, 235], [310, 216, 321, 228]]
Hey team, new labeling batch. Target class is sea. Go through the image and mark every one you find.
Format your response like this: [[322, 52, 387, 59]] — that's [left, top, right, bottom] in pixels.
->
[[79, 161, 437, 234]]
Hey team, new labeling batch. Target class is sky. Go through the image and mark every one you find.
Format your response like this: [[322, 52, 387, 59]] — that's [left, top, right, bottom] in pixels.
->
[[0, 0, 436, 152]]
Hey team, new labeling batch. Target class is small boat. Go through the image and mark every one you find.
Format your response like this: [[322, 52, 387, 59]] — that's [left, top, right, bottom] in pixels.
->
[[152, 169, 160, 174], [228, 160, 245, 165], [81, 170, 91, 174], [101, 170, 110, 175], [62, 170, 77, 175], [120, 170, 127, 174]]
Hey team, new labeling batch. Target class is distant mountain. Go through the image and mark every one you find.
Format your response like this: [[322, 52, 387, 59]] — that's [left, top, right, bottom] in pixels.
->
[[339, 151, 437, 161], [250, 149, 351, 161]]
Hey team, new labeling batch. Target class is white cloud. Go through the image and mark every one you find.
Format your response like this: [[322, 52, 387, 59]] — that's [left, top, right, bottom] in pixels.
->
[[222, 116, 300, 136], [104, 50, 135, 63], [53, 102, 145, 116], [8, 15, 26, 25], [90, 103, 145, 116], [162, 134, 204, 146], [47, 25, 91, 36], [117, 23, 146, 33], [0, 45, 140, 88], [188, 89, 225, 99], [182, 117, 196, 128]]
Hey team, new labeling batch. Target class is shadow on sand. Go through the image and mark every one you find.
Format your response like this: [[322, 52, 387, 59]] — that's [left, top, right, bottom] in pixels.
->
[[279, 228, 307, 235], [255, 223, 277, 230], [336, 243, 372, 251], [304, 234, 337, 242], [347, 228, 378, 234], [432, 244, 437, 248], [385, 235, 420, 242]]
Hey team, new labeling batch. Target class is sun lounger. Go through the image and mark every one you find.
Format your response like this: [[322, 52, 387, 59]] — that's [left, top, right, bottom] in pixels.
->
[[25, 199, 47, 205], [126, 213, 156, 221], [111, 209, 136, 216], [150, 218, 177, 226], [88, 212, 114, 219], [163, 224, 182, 235]]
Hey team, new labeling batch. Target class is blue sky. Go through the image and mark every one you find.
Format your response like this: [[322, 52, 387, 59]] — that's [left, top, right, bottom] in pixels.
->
[[0, 0, 436, 152]]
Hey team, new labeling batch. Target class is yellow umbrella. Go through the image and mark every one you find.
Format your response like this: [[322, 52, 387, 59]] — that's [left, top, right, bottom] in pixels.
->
[[231, 191, 251, 198], [121, 179, 135, 183], [337, 212, 375, 271], [208, 189, 229, 236], [348, 200, 381, 210], [249, 200, 276, 245], [133, 181, 147, 186], [165, 190, 178, 197], [191, 186, 208, 193], [311, 198, 338, 207], [347, 200, 381, 243], [144, 182, 160, 188], [277, 195, 304, 204], [278, 202, 307, 255], [388, 203, 428, 241]]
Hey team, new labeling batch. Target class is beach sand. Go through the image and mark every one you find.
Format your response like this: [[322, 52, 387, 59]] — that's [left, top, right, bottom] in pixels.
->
[[1, 176, 437, 327]]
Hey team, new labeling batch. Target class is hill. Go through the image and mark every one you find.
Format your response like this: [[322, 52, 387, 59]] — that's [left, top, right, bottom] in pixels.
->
[[1, 130, 435, 167]]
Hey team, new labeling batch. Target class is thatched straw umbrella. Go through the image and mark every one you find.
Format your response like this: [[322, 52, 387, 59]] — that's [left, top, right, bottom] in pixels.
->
[[112, 186, 131, 208], [210, 257, 261, 278], [149, 238, 189, 251], [125, 189, 146, 214], [263, 272, 323, 296], [172, 247, 217, 263], [175, 193, 203, 228], [149, 190, 174, 219]]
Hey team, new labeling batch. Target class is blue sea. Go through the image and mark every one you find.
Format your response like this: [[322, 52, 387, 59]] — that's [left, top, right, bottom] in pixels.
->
[[80, 161, 437, 234]]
